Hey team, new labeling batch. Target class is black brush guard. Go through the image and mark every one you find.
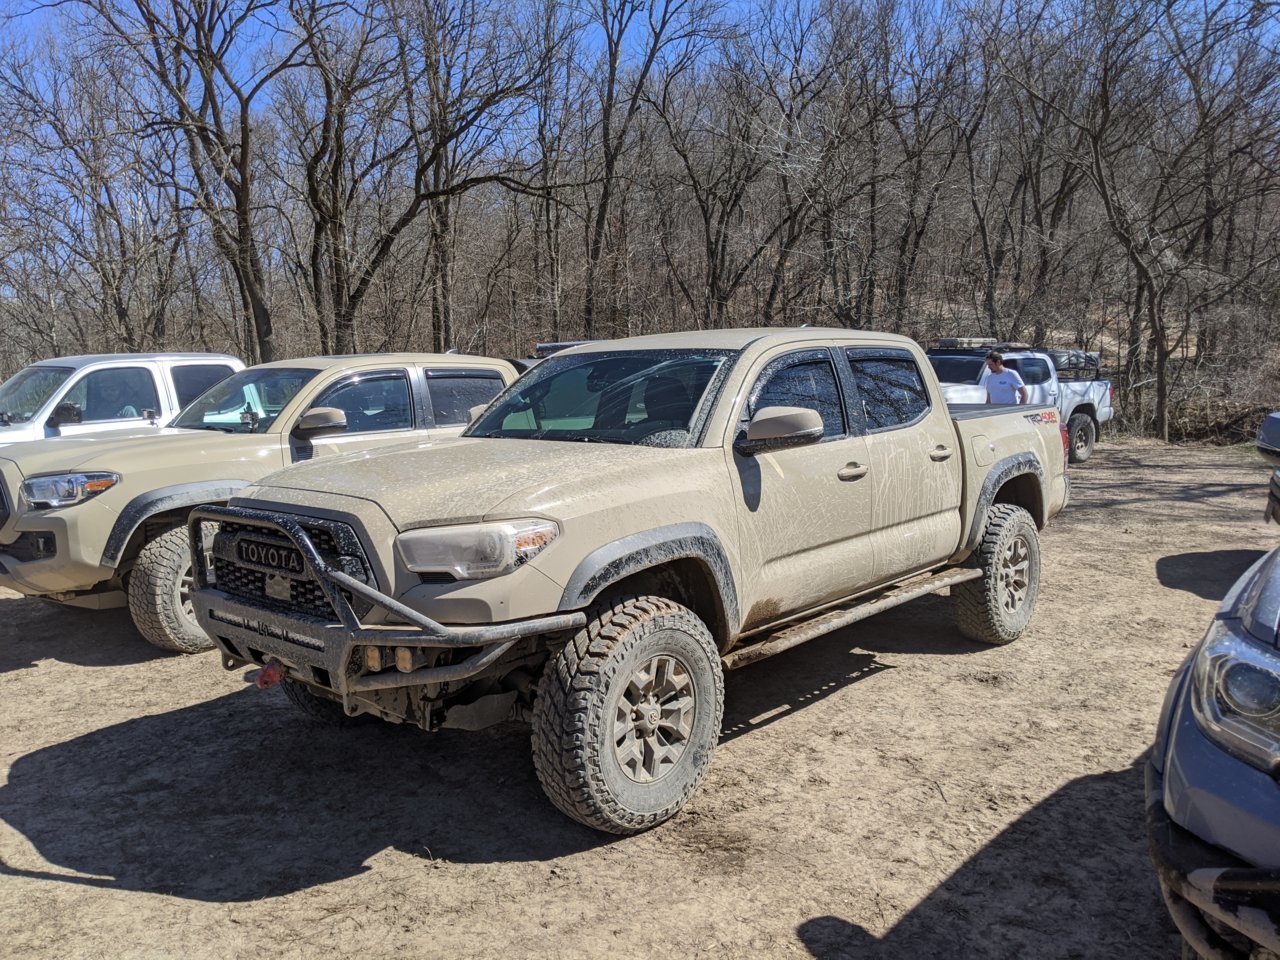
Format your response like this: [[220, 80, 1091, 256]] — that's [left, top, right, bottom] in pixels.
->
[[188, 505, 586, 698]]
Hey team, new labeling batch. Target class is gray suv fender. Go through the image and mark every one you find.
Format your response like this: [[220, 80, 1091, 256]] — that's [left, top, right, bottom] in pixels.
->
[[557, 522, 740, 636], [102, 481, 248, 567]]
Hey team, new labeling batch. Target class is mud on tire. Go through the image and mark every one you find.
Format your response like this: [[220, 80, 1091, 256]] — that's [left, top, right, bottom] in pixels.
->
[[531, 595, 724, 835], [954, 504, 1041, 645], [1067, 412, 1096, 463], [127, 524, 214, 654]]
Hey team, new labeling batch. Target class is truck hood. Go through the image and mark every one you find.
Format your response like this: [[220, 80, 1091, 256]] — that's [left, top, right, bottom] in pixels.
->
[[0, 428, 276, 478], [1226, 546, 1280, 647], [252, 437, 703, 529]]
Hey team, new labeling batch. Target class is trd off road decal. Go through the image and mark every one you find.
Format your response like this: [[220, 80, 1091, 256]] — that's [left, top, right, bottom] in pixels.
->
[[1023, 411, 1059, 424]]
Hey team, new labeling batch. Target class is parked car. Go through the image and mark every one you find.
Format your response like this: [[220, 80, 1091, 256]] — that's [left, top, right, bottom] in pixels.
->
[[1259, 411, 1279, 524], [927, 343, 1114, 463], [0, 353, 518, 652], [0, 353, 244, 445], [1147, 546, 1280, 959], [188, 328, 1069, 833]]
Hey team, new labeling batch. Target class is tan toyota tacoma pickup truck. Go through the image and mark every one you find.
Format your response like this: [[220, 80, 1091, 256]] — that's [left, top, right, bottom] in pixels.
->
[[0, 353, 516, 651], [189, 329, 1069, 833]]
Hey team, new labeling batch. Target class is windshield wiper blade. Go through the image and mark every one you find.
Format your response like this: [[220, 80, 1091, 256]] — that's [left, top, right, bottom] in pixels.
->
[[178, 424, 235, 433]]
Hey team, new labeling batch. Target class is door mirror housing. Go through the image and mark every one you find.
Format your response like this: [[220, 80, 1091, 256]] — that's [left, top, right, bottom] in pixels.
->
[[293, 406, 348, 437], [47, 401, 83, 428], [735, 406, 825, 456], [468, 403, 489, 424]]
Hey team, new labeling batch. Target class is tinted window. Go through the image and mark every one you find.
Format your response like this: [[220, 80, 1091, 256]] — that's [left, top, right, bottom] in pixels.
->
[[428, 375, 505, 426], [1007, 357, 1051, 385], [928, 356, 984, 384], [848, 355, 930, 430], [753, 359, 845, 440], [173, 367, 316, 433], [314, 373, 412, 432], [172, 364, 236, 408], [64, 367, 160, 422]]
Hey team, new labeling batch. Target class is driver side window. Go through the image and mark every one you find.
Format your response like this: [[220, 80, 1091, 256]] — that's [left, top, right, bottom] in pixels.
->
[[751, 357, 846, 441], [63, 367, 160, 423], [312, 372, 412, 433]]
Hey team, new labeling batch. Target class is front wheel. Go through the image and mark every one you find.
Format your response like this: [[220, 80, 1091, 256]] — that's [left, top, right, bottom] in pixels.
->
[[954, 504, 1042, 645], [127, 524, 214, 654], [531, 595, 724, 834], [1067, 412, 1096, 463]]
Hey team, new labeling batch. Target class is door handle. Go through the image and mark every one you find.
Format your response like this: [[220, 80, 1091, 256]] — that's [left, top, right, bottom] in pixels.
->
[[929, 445, 954, 462], [837, 462, 869, 481]]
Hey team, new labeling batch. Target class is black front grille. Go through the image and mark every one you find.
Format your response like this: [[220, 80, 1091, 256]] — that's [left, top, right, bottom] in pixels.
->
[[210, 518, 372, 622]]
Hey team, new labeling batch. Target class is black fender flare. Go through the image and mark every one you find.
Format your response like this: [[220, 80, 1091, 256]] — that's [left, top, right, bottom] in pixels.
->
[[557, 522, 740, 634], [103, 481, 249, 568], [957, 453, 1047, 558]]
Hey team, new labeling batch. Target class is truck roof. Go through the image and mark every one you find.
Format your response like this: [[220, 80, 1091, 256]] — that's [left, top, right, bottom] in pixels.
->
[[32, 353, 241, 369], [250, 353, 513, 372], [561, 328, 918, 354]]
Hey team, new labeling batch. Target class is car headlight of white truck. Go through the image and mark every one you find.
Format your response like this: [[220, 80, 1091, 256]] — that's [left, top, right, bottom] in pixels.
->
[[1191, 617, 1280, 772], [394, 518, 559, 580], [20, 472, 120, 509]]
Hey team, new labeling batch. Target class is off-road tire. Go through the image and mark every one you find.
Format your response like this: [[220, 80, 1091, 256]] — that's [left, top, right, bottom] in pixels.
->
[[954, 504, 1041, 645], [127, 524, 214, 654], [280, 679, 371, 727], [531, 595, 724, 835], [1067, 412, 1096, 463]]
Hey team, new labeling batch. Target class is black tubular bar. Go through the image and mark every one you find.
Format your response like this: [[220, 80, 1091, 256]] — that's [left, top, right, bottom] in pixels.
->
[[187, 504, 586, 651]]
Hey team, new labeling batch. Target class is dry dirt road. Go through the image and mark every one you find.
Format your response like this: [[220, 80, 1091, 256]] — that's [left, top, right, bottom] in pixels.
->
[[0, 438, 1276, 959]]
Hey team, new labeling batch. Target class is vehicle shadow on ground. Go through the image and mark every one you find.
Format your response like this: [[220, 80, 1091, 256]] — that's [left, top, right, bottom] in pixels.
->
[[795, 761, 1178, 959], [1156, 550, 1267, 602], [0, 685, 609, 902], [722, 594, 984, 743], [0, 598, 169, 673]]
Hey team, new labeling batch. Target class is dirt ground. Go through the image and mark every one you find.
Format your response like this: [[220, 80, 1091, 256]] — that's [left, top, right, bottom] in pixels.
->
[[0, 438, 1276, 959]]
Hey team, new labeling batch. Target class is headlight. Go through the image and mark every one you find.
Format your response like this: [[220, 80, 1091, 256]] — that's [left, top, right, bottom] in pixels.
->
[[21, 472, 120, 509], [394, 518, 558, 581], [1191, 618, 1280, 772]]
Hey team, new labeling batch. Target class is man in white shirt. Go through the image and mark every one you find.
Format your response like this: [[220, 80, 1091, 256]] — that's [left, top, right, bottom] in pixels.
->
[[985, 352, 1029, 405]]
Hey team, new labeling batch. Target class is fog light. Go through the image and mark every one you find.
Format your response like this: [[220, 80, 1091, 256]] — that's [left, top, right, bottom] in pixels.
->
[[364, 646, 383, 672], [1221, 662, 1280, 718]]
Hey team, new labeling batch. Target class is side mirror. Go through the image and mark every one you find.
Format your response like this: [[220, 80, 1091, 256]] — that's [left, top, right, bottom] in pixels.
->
[[468, 403, 489, 424], [735, 406, 824, 456], [47, 401, 83, 428], [293, 406, 348, 437]]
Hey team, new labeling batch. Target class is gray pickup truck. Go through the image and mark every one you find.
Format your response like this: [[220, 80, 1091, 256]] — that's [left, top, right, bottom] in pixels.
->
[[190, 329, 1069, 833]]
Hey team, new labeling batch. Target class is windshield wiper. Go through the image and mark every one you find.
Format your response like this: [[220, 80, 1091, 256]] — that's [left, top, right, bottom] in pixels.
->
[[177, 423, 235, 433]]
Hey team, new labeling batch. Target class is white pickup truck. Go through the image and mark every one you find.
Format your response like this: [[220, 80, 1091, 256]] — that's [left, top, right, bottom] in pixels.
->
[[927, 346, 1114, 462], [0, 353, 245, 446]]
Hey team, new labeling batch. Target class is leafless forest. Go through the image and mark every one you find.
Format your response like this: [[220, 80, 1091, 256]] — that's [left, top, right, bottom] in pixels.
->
[[0, 0, 1277, 438]]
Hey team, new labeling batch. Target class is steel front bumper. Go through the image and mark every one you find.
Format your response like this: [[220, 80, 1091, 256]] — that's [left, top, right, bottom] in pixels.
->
[[1147, 762, 1280, 958], [189, 505, 585, 700]]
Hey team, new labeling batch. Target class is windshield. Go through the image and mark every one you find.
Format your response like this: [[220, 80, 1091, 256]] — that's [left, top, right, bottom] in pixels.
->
[[928, 356, 985, 384], [0, 366, 73, 424], [172, 367, 317, 433], [468, 349, 733, 447]]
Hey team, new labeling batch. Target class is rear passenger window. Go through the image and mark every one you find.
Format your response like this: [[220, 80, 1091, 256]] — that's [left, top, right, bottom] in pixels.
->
[[1012, 358, 1051, 385], [428, 374, 505, 426], [848, 354, 930, 431], [172, 364, 236, 408], [752, 359, 845, 440]]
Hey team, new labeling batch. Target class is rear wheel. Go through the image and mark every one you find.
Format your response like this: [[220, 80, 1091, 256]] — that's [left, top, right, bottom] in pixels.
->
[[954, 504, 1041, 645], [128, 524, 214, 654], [1067, 412, 1096, 463], [531, 595, 724, 834]]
